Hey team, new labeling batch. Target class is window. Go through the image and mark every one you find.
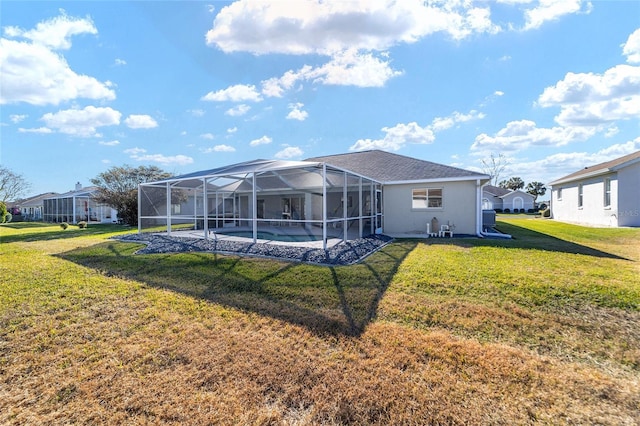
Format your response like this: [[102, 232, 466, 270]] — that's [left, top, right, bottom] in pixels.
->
[[412, 188, 443, 209], [578, 184, 583, 208], [604, 178, 611, 208], [557, 188, 562, 200], [171, 204, 181, 214]]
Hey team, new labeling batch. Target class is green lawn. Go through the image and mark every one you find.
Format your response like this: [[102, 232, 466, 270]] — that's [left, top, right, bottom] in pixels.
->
[[1, 219, 639, 424]]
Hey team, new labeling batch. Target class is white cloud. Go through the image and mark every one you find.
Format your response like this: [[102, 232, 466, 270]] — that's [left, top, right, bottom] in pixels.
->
[[262, 69, 305, 97], [18, 127, 53, 134], [262, 50, 402, 97], [0, 39, 116, 106], [99, 140, 120, 146], [495, 90, 505, 96], [350, 122, 435, 152], [225, 104, 251, 116], [124, 147, 146, 155], [201, 84, 262, 102], [523, 0, 591, 31], [207, 1, 501, 55], [604, 126, 619, 138], [101, 159, 111, 164], [4, 12, 97, 50], [227, 127, 237, 133], [41, 106, 121, 137], [623, 28, 640, 64], [286, 103, 308, 121], [250, 135, 272, 147], [431, 110, 485, 132], [0, 13, 114, 106], [114, 58, 126, 66], [518, 138, 640, 183], [310, 50, 402, 88], [188, 109, 205, 117], [9, 114, 27, 123], [471, 119, 596, 153], [538, 64, 640, 126], [200, 133, 215, 140], [124, 114, 158, 129], [275, 146, 303, 159], [125, 147, 193, 165], [204, 144, 236, 153], [350, 108, 485, 152]]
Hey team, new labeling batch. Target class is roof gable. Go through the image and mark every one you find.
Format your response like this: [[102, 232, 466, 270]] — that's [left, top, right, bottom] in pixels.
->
[[306, 150, 488, 183], [550, 150, 640, 185], [483, 185, 510, 197]]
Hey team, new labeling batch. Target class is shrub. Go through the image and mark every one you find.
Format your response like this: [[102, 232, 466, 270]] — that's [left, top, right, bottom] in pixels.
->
[[527, 209, 535, 214], [504, 208, 511, 213], [4, 213, 12, 223], [0, 202, 7, 223], [494, 209, 503, 213], [77, 221, 88, 229], [520, 208, 526, 213], [60, 222, 69, 230], [542, 208, 551, 218]]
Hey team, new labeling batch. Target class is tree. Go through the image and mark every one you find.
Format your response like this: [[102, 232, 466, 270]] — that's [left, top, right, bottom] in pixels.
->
[[0, 165, 31, 203], [481, 153, 509, 186], [0, 201, 7, 223], [500, 177, 525, 191], [526, 181, 547, 201], [91, 165, 172, 226]]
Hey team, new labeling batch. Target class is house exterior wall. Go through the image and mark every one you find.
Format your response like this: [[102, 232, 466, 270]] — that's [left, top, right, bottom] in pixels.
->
[[382, 180, 479, 235], [501, 192, 535, 211], [482, 194, 502, 210], [551, 174, 619, 227], [617, 161, 640, 227]]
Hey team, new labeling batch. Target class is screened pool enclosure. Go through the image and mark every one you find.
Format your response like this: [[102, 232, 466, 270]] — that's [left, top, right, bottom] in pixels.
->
[[139, 159, 383, 249]]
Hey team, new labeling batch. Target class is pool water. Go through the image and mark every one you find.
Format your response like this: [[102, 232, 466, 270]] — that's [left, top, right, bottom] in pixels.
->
[[219, 230, 322, 242]]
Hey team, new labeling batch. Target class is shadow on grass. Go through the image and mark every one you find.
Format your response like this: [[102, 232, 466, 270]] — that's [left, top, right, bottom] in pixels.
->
[[58, 239, 417, 337], [470, 221, 632, 261], [0, 223, 130, 243]]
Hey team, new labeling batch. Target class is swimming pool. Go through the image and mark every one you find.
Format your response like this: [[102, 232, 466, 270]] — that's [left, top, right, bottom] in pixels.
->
[[218, 230, 322, 242]]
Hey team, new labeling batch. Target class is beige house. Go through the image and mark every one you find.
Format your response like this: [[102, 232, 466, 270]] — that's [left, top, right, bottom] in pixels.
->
[[307, 151, 490, 237], [139, 150, 490, 247]]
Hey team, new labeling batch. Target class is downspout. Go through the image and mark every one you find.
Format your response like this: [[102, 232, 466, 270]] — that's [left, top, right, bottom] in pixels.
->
[[137, 184, 141, 234], [476, 179, 483, 237], [477, 179, 512, 239]]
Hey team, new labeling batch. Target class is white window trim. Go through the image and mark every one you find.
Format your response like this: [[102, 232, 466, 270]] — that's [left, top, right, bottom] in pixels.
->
[[578, 184, 583, 209], [412, 187, 443, 210], [603, 178, 611, 210]]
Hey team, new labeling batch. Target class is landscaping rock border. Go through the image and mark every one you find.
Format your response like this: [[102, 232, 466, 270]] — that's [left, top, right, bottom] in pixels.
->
[[114, 233, 393, 266]]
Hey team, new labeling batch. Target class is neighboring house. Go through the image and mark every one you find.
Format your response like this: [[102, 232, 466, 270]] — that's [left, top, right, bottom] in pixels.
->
[[139, 150, 490, 247], [482, 185, 535, 212], [549, 150, 640, 227], [43, 183, 118, 224], [12, 192, 59, 221]]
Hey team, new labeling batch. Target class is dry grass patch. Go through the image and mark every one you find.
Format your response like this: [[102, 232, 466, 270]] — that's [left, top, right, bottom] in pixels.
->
[[1, 220, 639, 424]]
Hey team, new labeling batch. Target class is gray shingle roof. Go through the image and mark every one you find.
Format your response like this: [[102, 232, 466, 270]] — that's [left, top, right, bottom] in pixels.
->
[[483, 185, 511, 197], [549, 150, 640, 185], [306, 150, 488, 183]]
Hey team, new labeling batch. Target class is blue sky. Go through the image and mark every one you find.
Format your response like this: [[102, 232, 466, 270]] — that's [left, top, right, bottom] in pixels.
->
[[1, 0, 639, 198]]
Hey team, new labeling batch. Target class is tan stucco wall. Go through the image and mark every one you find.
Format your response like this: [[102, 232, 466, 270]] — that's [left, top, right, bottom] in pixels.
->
[[382, 181, 479, 235]]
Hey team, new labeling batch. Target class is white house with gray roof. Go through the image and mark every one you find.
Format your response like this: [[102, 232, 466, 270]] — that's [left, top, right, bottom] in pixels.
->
[[549, 150, 640, 227], [139, 150, 491, 248], [482, 185, 535, 212]]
